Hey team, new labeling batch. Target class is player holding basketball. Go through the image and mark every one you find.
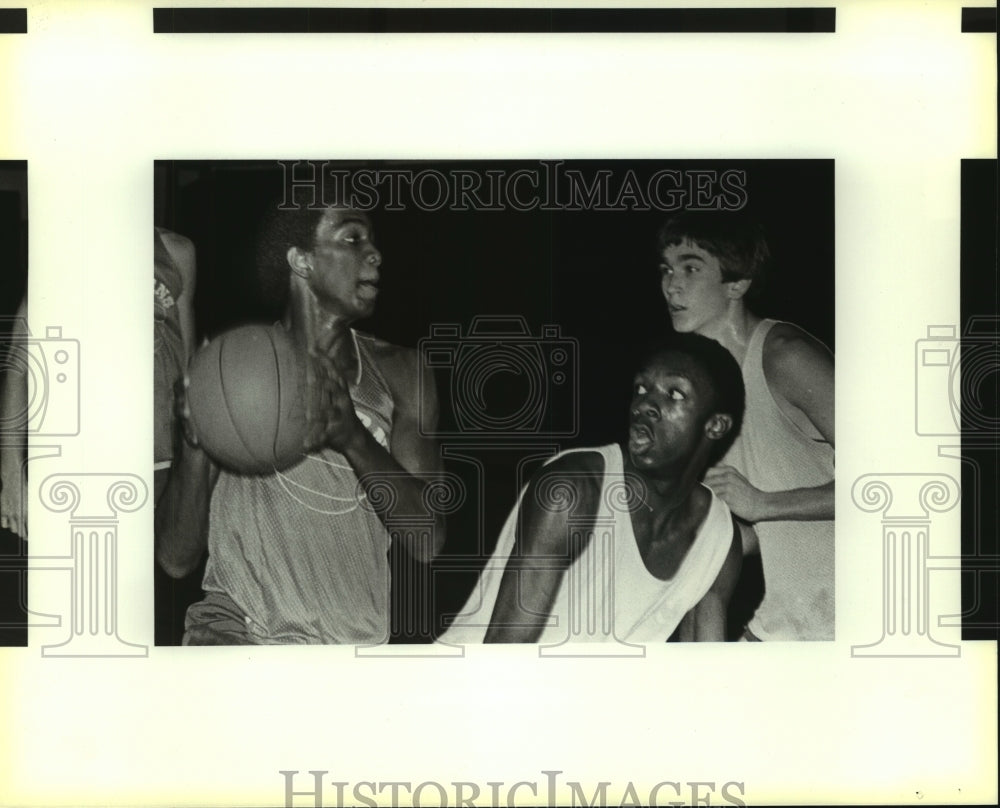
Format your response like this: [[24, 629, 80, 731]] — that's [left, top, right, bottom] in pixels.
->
[[155, 204, 443, 645], [658, 212, 834, 641], [440, 333, 744, 643]]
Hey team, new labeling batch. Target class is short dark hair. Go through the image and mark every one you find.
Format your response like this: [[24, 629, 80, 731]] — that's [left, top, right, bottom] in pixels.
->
[[657, 211, 771, 303], [255, 204, 328, 309], [636, 331, 746, 465]]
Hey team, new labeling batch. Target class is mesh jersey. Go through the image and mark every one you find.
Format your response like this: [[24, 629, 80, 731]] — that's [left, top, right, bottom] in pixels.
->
[[439, 444, 734, 644], [193, 330, 396, 644], [723, 318, 835, 640], [153, 229, 186, 469]]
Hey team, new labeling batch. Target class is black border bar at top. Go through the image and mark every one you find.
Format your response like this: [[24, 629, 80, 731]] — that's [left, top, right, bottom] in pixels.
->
[[962, 7, 997, 32], [0, 8, 27, 34], [153, 7, 837, 34]]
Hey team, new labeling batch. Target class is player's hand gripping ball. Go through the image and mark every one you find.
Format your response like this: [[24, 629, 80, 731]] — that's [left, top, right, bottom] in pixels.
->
[[185, 324, 308, 474]]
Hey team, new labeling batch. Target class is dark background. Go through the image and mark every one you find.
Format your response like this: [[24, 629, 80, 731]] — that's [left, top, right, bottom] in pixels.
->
[[154, 158, 835, 644], [0, 160, 28, 646], [960, 159, 999, 642]]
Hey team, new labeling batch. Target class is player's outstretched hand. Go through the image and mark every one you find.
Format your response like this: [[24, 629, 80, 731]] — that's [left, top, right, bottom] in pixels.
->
[[704, 465, 766, 524]]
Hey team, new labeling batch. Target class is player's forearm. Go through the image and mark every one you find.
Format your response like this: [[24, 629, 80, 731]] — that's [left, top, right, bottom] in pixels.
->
[[0, 435, 25, 474], [2, 302, 30, 433], [0, 451, 25, 498], [484, 571, 552, 643], [756, 479, 834, 522], [484, 613, 546, 643], [154, 442, 218, 578], [1, 366, 28, 438], [0, 368, 28, 522], [340, 424, 445, 562]]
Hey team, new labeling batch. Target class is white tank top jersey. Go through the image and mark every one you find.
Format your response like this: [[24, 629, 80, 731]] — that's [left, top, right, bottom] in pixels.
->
[[439, 444, 734, 645], [724, 319, 835, 641]]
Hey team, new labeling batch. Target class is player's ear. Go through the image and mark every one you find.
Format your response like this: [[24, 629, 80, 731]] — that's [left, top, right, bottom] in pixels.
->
[[725, 278, 751, 300], [287, 246, 311, 278], [704, 413, 733, 441]]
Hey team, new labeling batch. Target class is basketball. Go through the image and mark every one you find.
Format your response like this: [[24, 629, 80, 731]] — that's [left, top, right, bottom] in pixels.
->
[[186, 324, 308, 474]]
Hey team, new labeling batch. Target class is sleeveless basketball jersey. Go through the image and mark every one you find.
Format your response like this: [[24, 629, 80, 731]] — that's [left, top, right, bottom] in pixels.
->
[[153, 229, 186, 468], [440, 444, 734, 644], [194, 330, 396, 644], [723, 319, 835, 640]]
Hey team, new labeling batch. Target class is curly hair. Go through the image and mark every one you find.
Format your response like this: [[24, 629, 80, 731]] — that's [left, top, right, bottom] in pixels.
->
[[254, 203, 328, 309]]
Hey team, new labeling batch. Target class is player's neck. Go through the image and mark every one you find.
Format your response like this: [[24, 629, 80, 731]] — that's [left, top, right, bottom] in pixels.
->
[[286, 281, 354, 332], [624, 453, 703, 518], [284, 283, 359, 368], [695, 303, 760, 364]]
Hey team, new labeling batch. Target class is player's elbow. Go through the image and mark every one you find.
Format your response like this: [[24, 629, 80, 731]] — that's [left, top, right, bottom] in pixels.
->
[[158, 556, 193, 580], [156, 542, 200, 579], [405, 516, 446, 563]]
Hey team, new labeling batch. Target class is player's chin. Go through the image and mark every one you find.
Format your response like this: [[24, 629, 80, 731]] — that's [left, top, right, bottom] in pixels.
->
[[627, 442, 657, 468], [668, 314, 696, 333], [352, 295, 378, 318]]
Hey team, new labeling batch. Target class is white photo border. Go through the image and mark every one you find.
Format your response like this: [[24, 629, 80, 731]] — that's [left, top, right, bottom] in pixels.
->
[[1, 1, 996, 806]]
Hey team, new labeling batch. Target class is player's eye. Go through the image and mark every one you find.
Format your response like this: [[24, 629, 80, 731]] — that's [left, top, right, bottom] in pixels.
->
[[658, 264, 672, 276], [668, 387, 686, 401], [634, 383, 648, 396], [339, 227, 367, 244], [685, 264, 700, 274]]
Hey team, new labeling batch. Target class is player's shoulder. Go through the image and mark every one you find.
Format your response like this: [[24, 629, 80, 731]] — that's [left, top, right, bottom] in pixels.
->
[[156, 227, 197, 284], [763, 320, 828, 354], [358, 333, 425, 399], [155, 227, 195, 259], [543, 448, 606, 477], [531, 449, 607, 498], [357, 333, 418, 367], [691, 480, 713, 517], [684, 481, 721, 540], [699, 490, 741, 597], [527, 449, 606, 517], [762, 321, 832, 377]]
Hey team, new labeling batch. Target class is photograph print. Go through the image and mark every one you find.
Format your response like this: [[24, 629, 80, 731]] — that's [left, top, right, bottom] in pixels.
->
[[152, 158, 835, 647]]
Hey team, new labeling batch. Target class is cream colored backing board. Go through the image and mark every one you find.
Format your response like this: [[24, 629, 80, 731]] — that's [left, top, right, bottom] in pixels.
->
[[1, 1, 996, 806]]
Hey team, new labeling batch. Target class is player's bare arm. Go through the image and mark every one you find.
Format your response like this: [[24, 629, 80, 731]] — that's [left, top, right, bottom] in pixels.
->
[[317, 341, 446, 562], [0, 296, 29, 539], [485, 452, 603, 643], [157, 228, 197, 359], [154, 377, 220, 579], [677, 514, 742, 641], [705, 324, 834, 523]]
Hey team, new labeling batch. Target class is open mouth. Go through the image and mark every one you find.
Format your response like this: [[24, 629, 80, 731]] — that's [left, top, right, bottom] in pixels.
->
[[357, 281, 380, 299], [628, 423, 653, 453], [668, 303, 686, 314]]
